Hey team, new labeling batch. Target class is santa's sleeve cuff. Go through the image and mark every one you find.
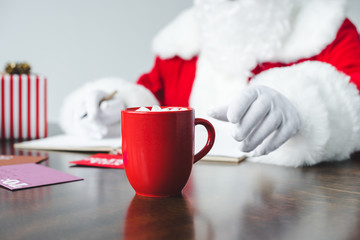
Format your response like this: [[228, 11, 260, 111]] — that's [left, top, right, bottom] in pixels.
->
[[248, 61, 360, 167], [59, 77, 159, 134]]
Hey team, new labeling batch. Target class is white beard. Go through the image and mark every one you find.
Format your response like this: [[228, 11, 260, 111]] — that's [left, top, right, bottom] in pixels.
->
[[194, 0, 293, 78], [190, 0, 294, 116]]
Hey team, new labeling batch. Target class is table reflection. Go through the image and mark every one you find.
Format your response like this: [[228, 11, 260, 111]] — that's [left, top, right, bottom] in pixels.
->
[[236, 163, 360, 240], [124, 195, 195, 240]]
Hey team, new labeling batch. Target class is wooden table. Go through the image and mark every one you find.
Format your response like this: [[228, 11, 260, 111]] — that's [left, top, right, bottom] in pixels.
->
[[1, 125, 360, 240]]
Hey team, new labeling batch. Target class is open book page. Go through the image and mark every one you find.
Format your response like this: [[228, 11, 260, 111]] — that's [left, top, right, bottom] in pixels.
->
[[14, 135, 121, 152], [195, 119, 246, 163], [14, 119, 245, 163]]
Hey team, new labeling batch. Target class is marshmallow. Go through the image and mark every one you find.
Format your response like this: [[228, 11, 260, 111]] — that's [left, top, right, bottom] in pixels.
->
[[136, 107, 150, 112], [136, 106, 188, 112], [151, 105, 162, 111]]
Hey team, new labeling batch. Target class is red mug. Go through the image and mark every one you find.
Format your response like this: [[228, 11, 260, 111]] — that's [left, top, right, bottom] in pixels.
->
[[121, 107, 215, 197]]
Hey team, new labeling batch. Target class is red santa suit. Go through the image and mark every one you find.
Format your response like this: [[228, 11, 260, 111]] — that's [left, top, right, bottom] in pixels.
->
[[61, 0, 360, 167], [138, 19, 360, 107]]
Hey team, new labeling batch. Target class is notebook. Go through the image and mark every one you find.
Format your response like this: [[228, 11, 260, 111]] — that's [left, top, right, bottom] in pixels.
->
[[14, 135, 121, 152], [14, 123, 246, 163]]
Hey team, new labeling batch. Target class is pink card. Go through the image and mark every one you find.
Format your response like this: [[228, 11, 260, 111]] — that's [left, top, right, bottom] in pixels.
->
[[70, 153, 124, 169], [0, 163, 83, 191]]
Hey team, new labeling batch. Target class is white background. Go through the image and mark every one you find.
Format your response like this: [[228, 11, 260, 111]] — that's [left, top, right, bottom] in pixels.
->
[[0, 0, 359, 122]]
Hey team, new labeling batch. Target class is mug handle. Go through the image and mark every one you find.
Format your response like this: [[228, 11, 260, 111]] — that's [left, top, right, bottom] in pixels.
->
[[194, 118, 215, 163]]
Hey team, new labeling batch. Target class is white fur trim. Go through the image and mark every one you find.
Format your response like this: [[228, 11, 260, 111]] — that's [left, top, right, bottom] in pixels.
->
[[152, 8, 200, 60], [152, 0, 346, 62], [190, 54, 249, 116], [247, 61, 360, 167], [273, 0, 347, 62], [59, 78, 159, 135]]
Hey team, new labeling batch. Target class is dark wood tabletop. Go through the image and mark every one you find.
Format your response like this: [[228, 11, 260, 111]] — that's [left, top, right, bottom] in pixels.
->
[[1, 125, 360, 240]]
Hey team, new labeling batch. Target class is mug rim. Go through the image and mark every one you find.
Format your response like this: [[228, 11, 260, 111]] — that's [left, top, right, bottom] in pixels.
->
[[122, 106, 193, 114]]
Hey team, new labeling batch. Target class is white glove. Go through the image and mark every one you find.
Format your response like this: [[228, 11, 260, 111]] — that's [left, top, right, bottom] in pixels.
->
[[74, 90, 125, 139], [208, 85, 301, 156]]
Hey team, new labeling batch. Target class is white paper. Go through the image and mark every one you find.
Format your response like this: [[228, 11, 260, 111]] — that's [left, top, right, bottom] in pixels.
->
[[14, 134, 121, 152], [195, 119, 244, 159], [14, 119, 245, 162]]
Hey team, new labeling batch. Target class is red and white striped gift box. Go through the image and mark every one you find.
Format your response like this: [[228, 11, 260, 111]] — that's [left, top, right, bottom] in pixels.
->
[[0, 74, 47, 139]]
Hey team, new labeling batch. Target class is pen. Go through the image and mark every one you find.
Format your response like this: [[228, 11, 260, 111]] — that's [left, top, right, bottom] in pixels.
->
[[81, 90, 118, 119]]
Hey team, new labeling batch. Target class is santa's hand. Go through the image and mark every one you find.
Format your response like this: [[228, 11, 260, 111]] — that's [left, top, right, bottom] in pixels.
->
[[75, 90, 125, 138], [208, 85, 301, 156]]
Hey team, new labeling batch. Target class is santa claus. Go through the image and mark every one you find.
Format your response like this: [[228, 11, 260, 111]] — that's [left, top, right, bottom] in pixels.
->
[[60, 0, 360, 167]]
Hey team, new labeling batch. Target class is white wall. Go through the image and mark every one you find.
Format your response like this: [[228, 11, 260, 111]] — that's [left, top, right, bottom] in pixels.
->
[[348, 0, 360, 31], [0, 0, 359, 123], [0, 0, 193, 122]]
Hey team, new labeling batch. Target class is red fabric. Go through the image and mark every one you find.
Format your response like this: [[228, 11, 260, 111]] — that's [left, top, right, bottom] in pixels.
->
[[137, 19, 360, 106], [251, 19, 360, 91], [137, 56, 197, 106]]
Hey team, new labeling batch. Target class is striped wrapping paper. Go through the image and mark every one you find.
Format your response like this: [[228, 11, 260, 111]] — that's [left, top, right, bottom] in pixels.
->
[[0, 74, 47, 139]]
